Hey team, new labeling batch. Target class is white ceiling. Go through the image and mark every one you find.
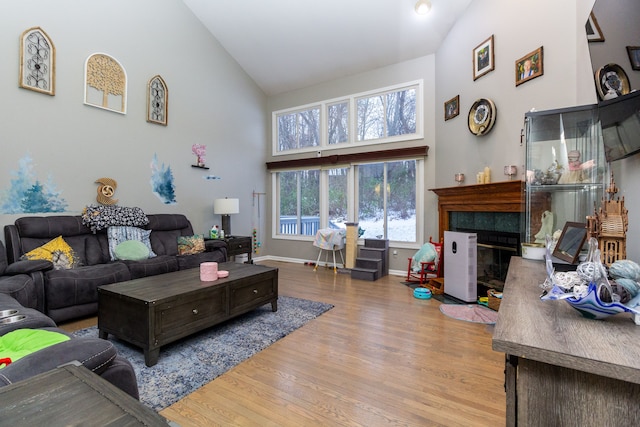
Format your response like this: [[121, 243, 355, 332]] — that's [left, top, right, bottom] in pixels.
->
[[181, 0, 473, 96]]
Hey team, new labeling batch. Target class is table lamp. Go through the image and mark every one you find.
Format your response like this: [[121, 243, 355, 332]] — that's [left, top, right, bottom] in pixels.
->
[[214, 198, 239, 237]]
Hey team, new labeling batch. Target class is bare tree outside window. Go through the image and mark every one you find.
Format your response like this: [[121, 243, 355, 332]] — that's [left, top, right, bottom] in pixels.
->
[[327, 102, 349, 145]]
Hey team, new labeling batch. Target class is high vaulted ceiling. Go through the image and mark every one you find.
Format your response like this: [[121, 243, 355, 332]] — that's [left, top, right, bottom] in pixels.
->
[[181, 0, 473, 96]]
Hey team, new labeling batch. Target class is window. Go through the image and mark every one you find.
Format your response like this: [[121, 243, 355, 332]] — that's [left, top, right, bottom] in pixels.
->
[[357, 160, 417, 242], [276, 107, 320, 152], [327, 101, 349, 145], [278, 170, 320, 236], [273, 159, 421, 245], [273, 80, 422, 155]]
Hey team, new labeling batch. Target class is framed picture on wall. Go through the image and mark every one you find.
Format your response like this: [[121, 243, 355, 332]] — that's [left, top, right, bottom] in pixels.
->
[[19, 27, 55, 95], [627, 46, 640, 70], [444, 95, 459, 121], [473, 35, 494, 81], [515, 47, 543, 87], [586, 12, 604, 42]]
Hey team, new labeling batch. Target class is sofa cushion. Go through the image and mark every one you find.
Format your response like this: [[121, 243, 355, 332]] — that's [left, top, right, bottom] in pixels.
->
[[21, 236, 80, 270], [114, 240, 150, 261], [44, 263, 131, 310], [122, 255, 179, 280], [107, 226, 156, 261], [177, 234, 205, 256]]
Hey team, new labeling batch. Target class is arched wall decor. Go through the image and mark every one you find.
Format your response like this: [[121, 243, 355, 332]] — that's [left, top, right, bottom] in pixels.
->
[[84, 53, 127, 114], [147, 75, 168, 125], [19, 27, 55, 95]]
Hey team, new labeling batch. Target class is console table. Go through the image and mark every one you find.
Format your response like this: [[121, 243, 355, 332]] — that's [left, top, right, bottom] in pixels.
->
[[493, 257, 640, 426]]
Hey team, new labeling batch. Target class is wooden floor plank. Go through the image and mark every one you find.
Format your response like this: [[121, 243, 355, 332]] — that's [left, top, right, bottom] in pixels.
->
[[61, 261, 506, 426]]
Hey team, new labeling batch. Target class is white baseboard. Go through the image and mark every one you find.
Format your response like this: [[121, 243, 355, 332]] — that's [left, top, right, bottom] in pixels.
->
[[252, 255, 404, 276]]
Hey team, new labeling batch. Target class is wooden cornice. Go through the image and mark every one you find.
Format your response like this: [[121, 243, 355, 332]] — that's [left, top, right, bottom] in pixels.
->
[[266, 146, 429, 170]]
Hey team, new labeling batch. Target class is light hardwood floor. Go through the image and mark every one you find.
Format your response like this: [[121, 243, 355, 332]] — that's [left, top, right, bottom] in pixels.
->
[[61, 261, 506, 426]]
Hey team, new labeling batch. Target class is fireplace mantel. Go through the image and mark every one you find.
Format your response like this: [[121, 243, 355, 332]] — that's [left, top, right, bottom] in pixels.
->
[[430, 180, 525, 241]]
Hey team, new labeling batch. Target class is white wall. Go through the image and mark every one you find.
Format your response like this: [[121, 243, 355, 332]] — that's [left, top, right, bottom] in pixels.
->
[[434, 0, 596, 189], [0, 0, 267, 241]]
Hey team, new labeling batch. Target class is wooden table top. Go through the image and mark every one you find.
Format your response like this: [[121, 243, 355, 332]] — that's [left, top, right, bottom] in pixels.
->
[[492, 256, 640, 384], [99, 262, 277, 302]]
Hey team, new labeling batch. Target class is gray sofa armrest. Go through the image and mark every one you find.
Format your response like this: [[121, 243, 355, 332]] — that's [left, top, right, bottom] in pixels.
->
[[0, 334, 118, 387], [4, 260, 53, 275]]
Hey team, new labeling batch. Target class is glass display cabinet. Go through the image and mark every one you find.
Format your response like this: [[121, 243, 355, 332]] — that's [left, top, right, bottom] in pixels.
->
[[523, 104, 607, 246]]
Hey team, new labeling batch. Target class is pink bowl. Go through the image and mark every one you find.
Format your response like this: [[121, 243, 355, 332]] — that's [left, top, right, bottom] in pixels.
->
[[217, 270, 229, 278]]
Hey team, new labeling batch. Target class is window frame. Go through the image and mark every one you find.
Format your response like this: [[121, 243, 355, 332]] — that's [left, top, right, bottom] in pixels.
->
[[271, 158, 424, 249], [272, 80, 424, 157]]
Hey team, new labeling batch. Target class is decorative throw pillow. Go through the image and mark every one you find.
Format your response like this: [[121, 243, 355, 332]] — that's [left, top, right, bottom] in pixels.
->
[[114, 240, 150, 261], [107, 226, 156, 261], [177, 234, 205, 256], [21, 236, 79, 270]]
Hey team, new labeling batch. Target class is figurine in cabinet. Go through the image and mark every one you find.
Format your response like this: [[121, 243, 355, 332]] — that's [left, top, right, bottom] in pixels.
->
[[558, 150, 595, 184]]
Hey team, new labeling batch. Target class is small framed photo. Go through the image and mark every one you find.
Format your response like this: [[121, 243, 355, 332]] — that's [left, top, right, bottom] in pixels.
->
[[627, 46, 640, 71], [515, 47, 543, 87], [444, 95, 459, 121], [473, 35, 494, 81], [586, 12, 604, 42]]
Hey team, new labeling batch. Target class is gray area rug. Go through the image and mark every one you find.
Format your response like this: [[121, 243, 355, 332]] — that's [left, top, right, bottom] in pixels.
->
[[72, 296, 333, 411]]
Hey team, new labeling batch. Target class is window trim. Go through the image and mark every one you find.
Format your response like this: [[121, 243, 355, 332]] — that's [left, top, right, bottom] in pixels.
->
[[272, 80, 424, 157], [271, 157, 424, 250]]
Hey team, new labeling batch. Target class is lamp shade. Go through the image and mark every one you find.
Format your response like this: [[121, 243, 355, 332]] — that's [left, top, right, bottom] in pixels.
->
[[214, 198, 239, 215]]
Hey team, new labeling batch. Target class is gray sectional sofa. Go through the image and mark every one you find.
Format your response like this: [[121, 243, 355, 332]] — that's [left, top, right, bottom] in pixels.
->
[[3, 213, 227, 323]]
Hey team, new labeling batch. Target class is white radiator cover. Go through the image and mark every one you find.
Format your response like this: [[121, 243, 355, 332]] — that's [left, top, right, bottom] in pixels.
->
[[444, 231, 478, 303]]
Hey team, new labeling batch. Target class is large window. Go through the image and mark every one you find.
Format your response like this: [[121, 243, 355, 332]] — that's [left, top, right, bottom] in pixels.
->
[[274, 80, 422, 155], [273, 159, 421, 245]]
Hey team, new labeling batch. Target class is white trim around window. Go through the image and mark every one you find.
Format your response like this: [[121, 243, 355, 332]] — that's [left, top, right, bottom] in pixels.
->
[[272, 80, 424, 157]]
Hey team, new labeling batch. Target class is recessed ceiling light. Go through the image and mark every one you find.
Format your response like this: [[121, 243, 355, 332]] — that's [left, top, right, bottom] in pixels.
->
[[415, 0, 432, 15]]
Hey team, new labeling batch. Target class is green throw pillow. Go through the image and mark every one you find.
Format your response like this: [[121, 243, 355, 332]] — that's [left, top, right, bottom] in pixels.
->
[[114, 240, 150, 261]]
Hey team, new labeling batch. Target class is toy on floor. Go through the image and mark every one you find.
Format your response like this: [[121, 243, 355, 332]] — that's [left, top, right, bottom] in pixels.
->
[[413, 287, 432, 299]]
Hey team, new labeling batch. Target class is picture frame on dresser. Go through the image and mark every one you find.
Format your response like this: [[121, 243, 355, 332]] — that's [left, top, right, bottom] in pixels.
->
[[552, 221, 588, 264]]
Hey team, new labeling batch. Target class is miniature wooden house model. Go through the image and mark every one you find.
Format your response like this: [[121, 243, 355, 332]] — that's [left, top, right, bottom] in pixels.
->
[[586, 172, 629, 266]]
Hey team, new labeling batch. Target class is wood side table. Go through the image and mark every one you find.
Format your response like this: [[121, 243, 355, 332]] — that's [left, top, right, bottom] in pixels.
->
[[223, 235, 253, 263], [0, 363, 169, 426]]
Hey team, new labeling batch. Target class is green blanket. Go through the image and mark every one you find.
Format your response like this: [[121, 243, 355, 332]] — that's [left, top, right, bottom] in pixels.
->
[[0, 329, 69, 368]]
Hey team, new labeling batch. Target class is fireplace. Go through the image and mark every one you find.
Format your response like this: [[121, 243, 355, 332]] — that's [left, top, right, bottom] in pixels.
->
[[431, 181, 525, 294]]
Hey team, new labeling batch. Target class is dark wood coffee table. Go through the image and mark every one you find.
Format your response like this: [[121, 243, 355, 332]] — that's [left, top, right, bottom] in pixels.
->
[[98, 262, 278, 366]]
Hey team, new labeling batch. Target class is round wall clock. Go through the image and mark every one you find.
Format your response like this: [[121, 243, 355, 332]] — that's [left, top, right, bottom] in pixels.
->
[[595, 63, 630, 100], [468, 98, 497, 136]]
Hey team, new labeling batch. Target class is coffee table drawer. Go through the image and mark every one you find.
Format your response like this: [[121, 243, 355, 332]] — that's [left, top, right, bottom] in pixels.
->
[[155, 286, 227, 340], [230, 278, 276, 315]]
